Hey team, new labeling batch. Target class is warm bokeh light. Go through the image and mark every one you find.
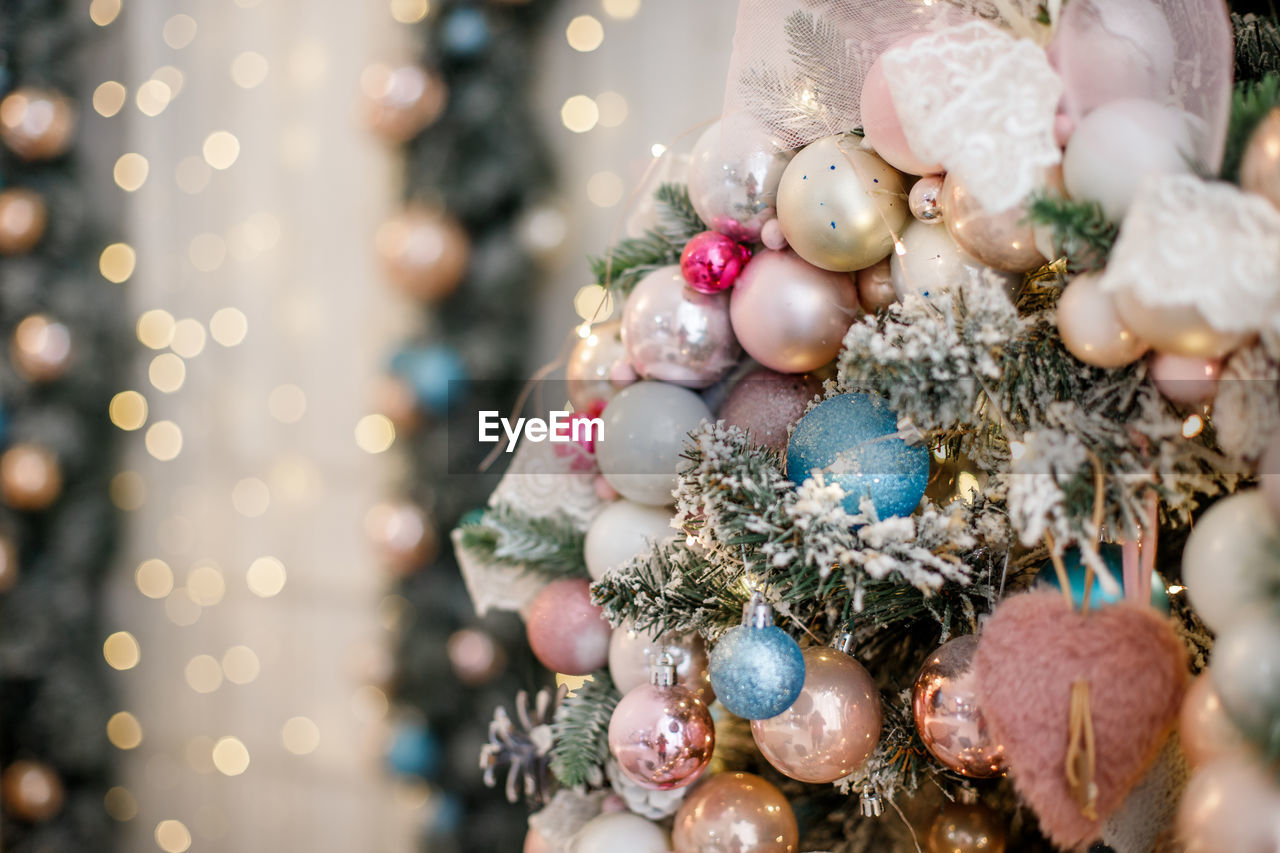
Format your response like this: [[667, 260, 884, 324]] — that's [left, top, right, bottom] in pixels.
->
[[104, 631, 141, 671], [350, 685, 389, 721], [232, 477, 270, 517], [573, 285, 614, 321], [595, 90, 628, 127], [175, 155, 212, 194], [212, 736, 250, 776], [189, 232, 227, 271], [222, 645, 260, 685], [89, 0, 122, 26], [246, 556, 287, 598], [566, 15, 604, 51], [136, 80, 172, 117], [137, 309, 176, 349], [231, 51, 270, 89], [149, 353, 186, 393], [203, 130, 241, 170], [109, 390, 149, 431], [187, 563, 226, 607], [587, 170, 624, 207], [602, 0, 641, 19], [104, 786, 137, 821], [282, 716, 321, 755], [171, 318, 207, 358], [135, 558, 174, 599], [155, 819, 192, 853], [145, 420, 183, 461], [93, 81, 127, 117], [210, 307, 248, 346], [110, 471, 146, 511], [162, 14, 198, 49], [100, 242, 136, 283], [114, 151, 150, 190], [164, 588, 202, 627], [560, 95, 599, 133], [185, 654, 223, 693], [152, 66, 185, 97], [390, 0, 429, 23], [185, 736, 215, 774], [107, 711, 143, 749], [355, 414, 396, 454], [268, 384, 307, 423]]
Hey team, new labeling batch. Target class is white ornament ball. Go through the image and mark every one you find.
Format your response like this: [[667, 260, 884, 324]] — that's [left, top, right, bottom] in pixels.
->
[[1062, 98, 1195, 222], [890, 219, 1016, 301], [1178, 756, 1280, 853], [1211, 615, 1280, 743], [1112, 289, 1247, 359], [1056, 272, 1149, 368], [584, 500, 675, 582], [1181, 489, 1280, 633], [568, 811, 671, 853], [596, 382, 712, 506]]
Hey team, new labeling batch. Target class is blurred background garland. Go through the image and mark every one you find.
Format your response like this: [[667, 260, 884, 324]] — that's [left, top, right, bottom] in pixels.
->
[[0, 0, 125, 850]]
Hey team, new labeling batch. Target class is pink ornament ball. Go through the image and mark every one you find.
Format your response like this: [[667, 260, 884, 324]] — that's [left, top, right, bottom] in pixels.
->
[[523, 828, 553, 853], [860, 45, 941, 177], [718, 367, 820, 452], [1149, 352, 1221, 405], [1180, 672, 1250, 768], [760, 218, 788, 251], [525, 578, 612, 676], [680, 231, 751, 295], [608, 681, 715, 790], [1178, 756, 1280, 853]]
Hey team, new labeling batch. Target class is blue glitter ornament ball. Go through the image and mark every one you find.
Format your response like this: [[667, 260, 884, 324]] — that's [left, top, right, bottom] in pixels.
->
[[786, 393, 929, 519], [709, 624, 805, 720], [1038, 543, 1171, 613]]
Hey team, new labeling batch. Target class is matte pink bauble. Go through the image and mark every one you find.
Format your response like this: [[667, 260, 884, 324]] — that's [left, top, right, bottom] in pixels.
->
[[1180, 672, 1250, 768], [622, 266, 740, 389], [761, 218, 788, 251], [1149, 353, 1221, 405], [912, 635, 1006, 779], [609, 678, 715, 790], [1178, 756, 1280, 853], [525, 579, 612, 676], [568, 321, 627, 411], [1057, 273, 1149, 368], [681, 231, 751, 294], [609, 621, 714, 705], [855, 258, 897, 313], [751, 646, 881, 784], [943, 173, 1045, 273], [729, 250, 860, 373], [718, 367, 820, 452], [860, 46, 940, 177], [671, 772, 798, 853]]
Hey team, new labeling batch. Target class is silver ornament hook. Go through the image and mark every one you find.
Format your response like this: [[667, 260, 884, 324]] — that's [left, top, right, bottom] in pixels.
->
[[742, 589, 772, 629], [649, 651, 677, 688]]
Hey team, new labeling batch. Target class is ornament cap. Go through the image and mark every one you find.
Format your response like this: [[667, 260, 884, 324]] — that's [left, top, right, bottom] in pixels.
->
[[649, 651, 677, 688], [829, 630, 855, 655], [958, 784, 979, 806], [742, 590, 772, 629], [860, 784, 884, 818]]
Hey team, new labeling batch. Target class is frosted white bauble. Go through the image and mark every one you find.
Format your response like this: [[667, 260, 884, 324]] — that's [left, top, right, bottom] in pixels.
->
[[890, 219, 1017, 301], [568, 812, 671, 853], [596, 381, 712, 506], [1062, 99, 1194, 222], [584, 500, 675, 582], [1056, 272, 1149, 367], [1181, 490, 1280, 633]]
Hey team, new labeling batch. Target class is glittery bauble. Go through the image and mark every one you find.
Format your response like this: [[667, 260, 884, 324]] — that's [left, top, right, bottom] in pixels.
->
[[1177, 756, 1280, 853], [856, 257, 897, 313], [1241, 108, 1280, 212], [1181, 490, 1278, 633], [0, 188, 47, 254], [621, 266, 740, 388], [751, 646, 882, 783], [0, 89, 76, 161], [942, 173, 1045, 273], [776, 135, 908, 272], [364, 501, 437, 573], [891, 219, 1018, 302], [1181, 672, 1250, 768], [1037, 544, 1170, 613], [568, 321, 627, 412], [708, 624, 804, 720], [1149, 352, 1222, 404], [729, 250, 860, 374], [912, 635, 1006, 779], [1057, 272, 1149, 368], [671, 772, 799, 853], [609, 621, 714, 705], [718, 367, 821, 452], [525, 578, 612, 676], [596, 381, 712, 506], [609, 681, 716, 790], [11, 314, 72, 382], [571, 811, 672, 853], [447, 628, 506, 686], [376, 206, 469, 302], [860, 44, 942, 176], [0, 444, 61, 511], [1210, 615, 1280, 744], [1, 761, 63, 821], [1062, 99, 1194, 222], [361, 64, 446, 142], [687, 117, 792, 243], [927, 800, 1007, 853], [909, 176, 945, 224], [680, 231, 751, 295], [1113, 289, 1247, 359], [786, 393, 928, 519], [0, 534, 17, 593], [584, 499, 675, 582]]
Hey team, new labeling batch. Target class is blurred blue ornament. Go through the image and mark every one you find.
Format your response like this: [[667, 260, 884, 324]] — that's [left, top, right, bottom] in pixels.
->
[[426, 792, 464, 834], [1038, 543, 1170, 613], [440, 7, 490, 58], [388, 722, 440, 779], [709, 597, 805, 720], [391, 345, 466, 414], [786, 393, 929, 519], [459, 507, 485, 526]]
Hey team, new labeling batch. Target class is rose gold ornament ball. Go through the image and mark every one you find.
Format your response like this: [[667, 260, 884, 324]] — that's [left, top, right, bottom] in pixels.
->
[[1057, 273, 1149, 369], [855, 257, 897, 313], [942, 173, 1044, 273], [0, 188, 47, 254], [672, 772, 798, 853], [0, 88, 76, 161], [912, 635, 1006, 779], [364, 501, 437, 573], [1241, 108, 1280, 212], [1180, 672, 1250, 768], [376, 206, 469, 302], [0, 444, 62, 511], [11, 314, 72, 382], [361, 64, 446, 143], [2, 761, 63, 821], [927, 800, 1007, 853]]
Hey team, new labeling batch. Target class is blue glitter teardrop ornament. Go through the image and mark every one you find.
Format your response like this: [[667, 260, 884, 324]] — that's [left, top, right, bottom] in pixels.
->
[[786, 392, 929, 519], [709, 595, 805, 720]]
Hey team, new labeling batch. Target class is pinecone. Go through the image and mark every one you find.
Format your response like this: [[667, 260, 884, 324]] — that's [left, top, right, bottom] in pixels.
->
[[480, 684, 567, 804]]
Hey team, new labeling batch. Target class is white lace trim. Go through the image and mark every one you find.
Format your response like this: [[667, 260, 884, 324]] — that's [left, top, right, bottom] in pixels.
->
[[882, 20, 1062, 212]]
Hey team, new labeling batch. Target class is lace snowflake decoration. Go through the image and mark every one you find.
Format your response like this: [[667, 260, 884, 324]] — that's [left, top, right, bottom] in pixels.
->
[[1099, 174, 1280, 334], [882, 20, 1062, 213]]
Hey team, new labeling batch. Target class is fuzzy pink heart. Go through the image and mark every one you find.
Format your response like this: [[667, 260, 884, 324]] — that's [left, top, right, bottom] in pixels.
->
[[973, 591, 1187, 848]]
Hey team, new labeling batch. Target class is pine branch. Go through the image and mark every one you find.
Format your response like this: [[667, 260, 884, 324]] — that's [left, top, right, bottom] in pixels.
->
[[1234, 13, 1280, 83], [1025, 192, 1117, 273], [590, 183, 704, 297], [549, 671, 620, 789], [457, 504, 586, 579], [1221, 73, 1280, 184]]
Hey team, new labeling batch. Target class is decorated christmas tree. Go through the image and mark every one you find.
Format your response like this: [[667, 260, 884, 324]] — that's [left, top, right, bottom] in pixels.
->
[[458, 2, 1280, 852]]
